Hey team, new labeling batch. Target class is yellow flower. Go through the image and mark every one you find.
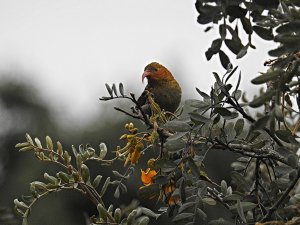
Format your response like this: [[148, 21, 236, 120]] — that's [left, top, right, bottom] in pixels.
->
[[129, 142, 144, 165], [141, 168, 157, 186]]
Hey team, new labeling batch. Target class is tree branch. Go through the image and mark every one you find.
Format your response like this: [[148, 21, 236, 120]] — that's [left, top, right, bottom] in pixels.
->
[[261, 168, 300, 222], [226, 95, 283, 147], [211, 139, 288, 165]]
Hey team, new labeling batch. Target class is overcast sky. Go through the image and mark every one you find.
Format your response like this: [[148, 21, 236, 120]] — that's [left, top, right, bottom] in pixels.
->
[[0, 0, 275, 126]]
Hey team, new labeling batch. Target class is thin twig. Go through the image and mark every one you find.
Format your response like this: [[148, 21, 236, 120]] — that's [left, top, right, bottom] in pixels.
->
[[114, 107, 142, 120]]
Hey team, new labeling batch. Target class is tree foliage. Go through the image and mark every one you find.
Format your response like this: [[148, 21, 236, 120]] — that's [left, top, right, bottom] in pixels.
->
[[12, 1, 300, 225]]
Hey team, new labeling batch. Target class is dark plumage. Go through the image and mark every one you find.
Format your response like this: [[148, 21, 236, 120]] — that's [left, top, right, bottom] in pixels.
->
[[137, 62, 182, 114]]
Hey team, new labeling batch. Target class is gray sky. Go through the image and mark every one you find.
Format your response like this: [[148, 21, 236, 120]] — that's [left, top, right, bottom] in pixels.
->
[[0, 0, 275, 125]]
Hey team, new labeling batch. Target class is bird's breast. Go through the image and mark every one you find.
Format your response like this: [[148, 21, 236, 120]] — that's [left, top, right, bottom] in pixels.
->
[[148, 80, 182, 113]]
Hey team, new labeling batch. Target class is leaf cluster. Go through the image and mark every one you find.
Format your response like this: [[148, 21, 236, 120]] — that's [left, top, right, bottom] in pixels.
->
[[196, 0, 300, 69]]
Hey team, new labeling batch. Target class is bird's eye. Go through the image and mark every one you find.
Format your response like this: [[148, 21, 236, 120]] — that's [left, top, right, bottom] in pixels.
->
[[145, 65, 158, 72]]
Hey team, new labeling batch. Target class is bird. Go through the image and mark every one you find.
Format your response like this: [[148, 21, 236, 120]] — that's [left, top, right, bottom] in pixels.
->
[[137, 62, 182, 115]]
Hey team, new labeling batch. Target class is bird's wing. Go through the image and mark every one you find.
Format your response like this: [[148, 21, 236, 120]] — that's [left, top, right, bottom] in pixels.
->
[[137, 88, 149, 107]]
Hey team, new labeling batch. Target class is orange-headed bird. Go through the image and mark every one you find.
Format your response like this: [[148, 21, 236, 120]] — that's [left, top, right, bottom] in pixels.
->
[[137, 62, 182, 114]]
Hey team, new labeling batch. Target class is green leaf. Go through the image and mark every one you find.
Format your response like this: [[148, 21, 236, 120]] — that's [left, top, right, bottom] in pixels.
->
[[154, 159, 177, 173], [165, 138, 186, 152], [195, 208, 207, 223], [206, 39, 222, 60], [138, 207, 162, 219], [187, 157, 201, 179], [138, 184, 160, 199], [167, 132, 188, 142], [105, 83, 113, 97], [25, 133, 33, 145], [46, 136, 53, 150], [236, 200, 246, 223], [153, 175, 168, 185], [163, 120, 191, 132], [241, 17, 252, 34], [119, 83, 124, 96], [231, 162, 246, 171], [251, 115, 270, 130], [231, 171, 250, 192], [57, 172, 70, 183], [34, 138, 42, 149], [97, 203, 109, 221], [203, 197, 217, 205], [44, 173, 58, 184], [234, 119, 244, 136], [111, 83, 118, 97], [185, 99, 209, 110], [178, 202, 196, 214], [99, 142, 108, 159], [276, 21, 300, 33], [269, 45, 289, 57], [22, 218, 29, 225], [236, 46, 248, 59], [208, 218, 234, 225], [287, 154, 299, 168], [275, 129, 293, 143], [249, 90, 276, 108], [226, 5, 247, 19], [189, 112, 211, 124], [223, 194, 242, 202], [274, 104, 284, 121], [214, 107, 232, 117], [114, 208, 121, 223], [92, 175, 102, 188], [219, 50, 231, 69], [221, 180, 227, 195], [213, 72, 222, 86], [81, 164, 90, 183], [293, 194, 300, 203], [225, 39, 243, 55], [137, 217, 150, 225], [274, 34, 300, 45], [219, 24, 227, 40], [211, 38, 223, 53], [100, 177, 110, 196], [253, 26, 273, 40], [229, 201, 257, 212], [173, 213, 193, 222], [196, 88, 210, 100], [251, 70, 282, 84], [114, 186, 120, 199]]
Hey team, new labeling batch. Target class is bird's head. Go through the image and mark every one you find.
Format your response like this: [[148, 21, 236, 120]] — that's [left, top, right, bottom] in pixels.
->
[[142, 62, 174, 83]]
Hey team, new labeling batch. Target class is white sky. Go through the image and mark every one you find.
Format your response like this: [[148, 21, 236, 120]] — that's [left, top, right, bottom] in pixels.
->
[[0, 0, 275, 126]]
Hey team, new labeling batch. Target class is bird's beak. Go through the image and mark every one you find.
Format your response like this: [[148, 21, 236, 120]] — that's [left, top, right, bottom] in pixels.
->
[[142, 70, 151, 83]]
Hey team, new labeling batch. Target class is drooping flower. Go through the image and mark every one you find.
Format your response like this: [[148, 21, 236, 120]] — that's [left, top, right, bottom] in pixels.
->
[[141, 168, 157, 186]]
